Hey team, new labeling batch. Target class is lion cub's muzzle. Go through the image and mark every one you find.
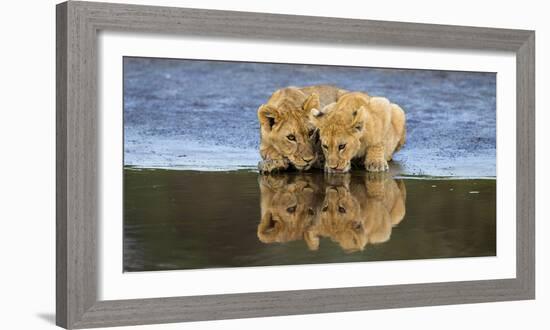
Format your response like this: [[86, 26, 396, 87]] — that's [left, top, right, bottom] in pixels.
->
[[292, 154, 316, 171], [325, 162, 351, 173]]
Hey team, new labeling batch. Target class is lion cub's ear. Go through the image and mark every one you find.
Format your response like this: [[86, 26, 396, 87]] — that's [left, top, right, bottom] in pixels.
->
[[309, 102, 334, 127], [351, 106, 368, 133], [309, 108, 324, 128], [302, 93, 321, 113], [336, 89, 349, 100], [258, 104, 280, 131], [310, 108, 323, 118]]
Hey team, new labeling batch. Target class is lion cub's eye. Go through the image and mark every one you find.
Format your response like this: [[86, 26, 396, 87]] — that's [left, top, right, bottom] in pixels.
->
[[322, 144, 328, 150], [287, 134, 296, 141], [322, 205, 328, 212], [338, 206, 346, 213], [352, 222, 362, 230], [338, 144, 346, 150], [286, 205, 297, 213]]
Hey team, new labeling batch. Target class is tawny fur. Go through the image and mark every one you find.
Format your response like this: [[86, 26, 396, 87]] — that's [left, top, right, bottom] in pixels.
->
[[256, 173, 406, 253], [311, 92, 406, 173], [257, 175, 322, 244], [305, 173, 407, 252], [257, 85, 348, 173]]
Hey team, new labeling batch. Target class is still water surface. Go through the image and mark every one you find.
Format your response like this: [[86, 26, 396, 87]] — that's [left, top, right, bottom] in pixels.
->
[[123, 168, 496, 272]]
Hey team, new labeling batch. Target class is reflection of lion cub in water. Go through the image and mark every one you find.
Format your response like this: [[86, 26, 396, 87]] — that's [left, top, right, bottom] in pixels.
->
[[257, 174, 322, 244], [306, 174, 406, 252], [257, 173, 406, 252], [311, 92, 406, 173], [258, 85, 348, 173]]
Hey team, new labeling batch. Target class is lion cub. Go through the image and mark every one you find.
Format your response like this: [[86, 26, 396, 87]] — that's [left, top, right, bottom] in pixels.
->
[[257, 174, 322, 244], [256, 173, 406, 252], [310, 92, 406, 173], [304, 173, 407, 252], [257, 85, 347, 173]]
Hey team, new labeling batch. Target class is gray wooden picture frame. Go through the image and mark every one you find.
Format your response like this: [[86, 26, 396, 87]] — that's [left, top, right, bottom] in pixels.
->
[[56, 1, 535, 328]]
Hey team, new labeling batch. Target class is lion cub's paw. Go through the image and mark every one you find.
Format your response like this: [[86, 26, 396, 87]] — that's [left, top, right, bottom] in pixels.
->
[[365, 172, 387, 183], [258, 159, 289, 174], [365, 159, 389, 172], [365, 173, 386, 198]]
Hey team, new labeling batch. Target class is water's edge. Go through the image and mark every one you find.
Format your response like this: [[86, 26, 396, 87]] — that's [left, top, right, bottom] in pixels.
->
[[123, 169, 496, 272], [124, 165, 496, 181]]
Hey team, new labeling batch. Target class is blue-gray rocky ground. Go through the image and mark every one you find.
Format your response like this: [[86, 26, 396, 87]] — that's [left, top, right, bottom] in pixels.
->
[[123, 57, 496, 177]]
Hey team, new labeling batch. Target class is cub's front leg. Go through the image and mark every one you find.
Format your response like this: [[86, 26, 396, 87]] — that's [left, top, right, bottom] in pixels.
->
[[258, 147, 290, 174], [364, 145, 389, 172], [365, 172, 387, 199], [258, 158, 290, 174]]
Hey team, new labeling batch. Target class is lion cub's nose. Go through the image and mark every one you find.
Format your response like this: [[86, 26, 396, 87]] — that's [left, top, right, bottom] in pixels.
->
[[302, 156, 314, 163]]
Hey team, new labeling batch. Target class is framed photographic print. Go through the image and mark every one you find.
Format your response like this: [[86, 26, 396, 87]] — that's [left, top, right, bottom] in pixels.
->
[[56, 1, 535, 328]]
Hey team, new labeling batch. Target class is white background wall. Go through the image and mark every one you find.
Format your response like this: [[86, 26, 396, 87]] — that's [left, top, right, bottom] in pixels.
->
[[0, 0, 547, 329]]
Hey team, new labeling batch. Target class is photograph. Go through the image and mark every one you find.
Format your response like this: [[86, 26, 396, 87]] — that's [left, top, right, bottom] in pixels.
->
[[123, 57, 496, 272], [2, 0, 543, 328]]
